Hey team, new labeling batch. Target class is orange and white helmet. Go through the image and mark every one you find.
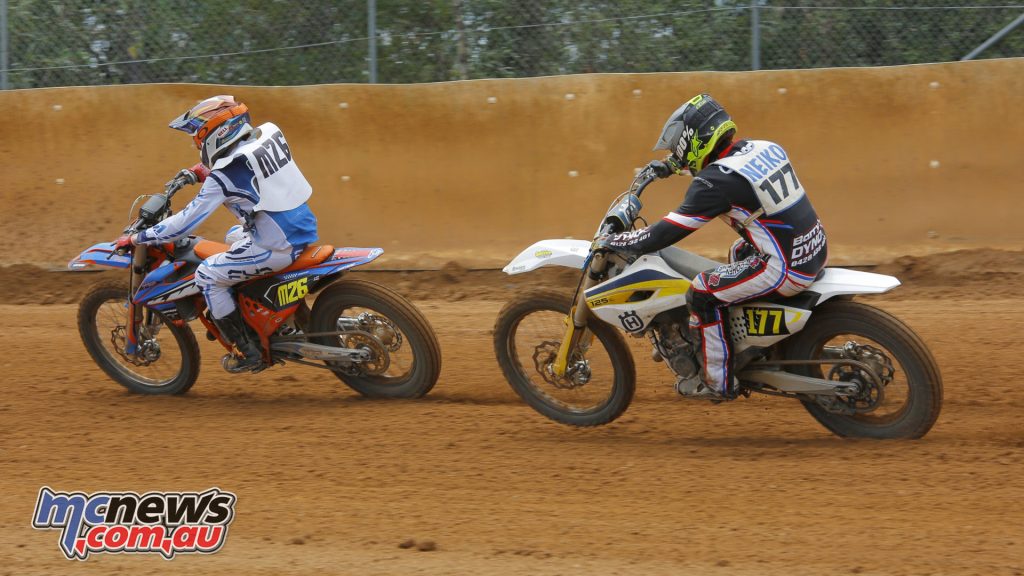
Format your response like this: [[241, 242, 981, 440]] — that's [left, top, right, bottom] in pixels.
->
[[169, 95, 252, 168]]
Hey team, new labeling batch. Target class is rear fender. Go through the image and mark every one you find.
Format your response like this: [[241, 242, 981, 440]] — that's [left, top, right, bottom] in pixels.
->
[[303, 247, 384, 277], [503, 239, 591, 275], [68, 242, 131, 270], [810, 268, 900, 304]]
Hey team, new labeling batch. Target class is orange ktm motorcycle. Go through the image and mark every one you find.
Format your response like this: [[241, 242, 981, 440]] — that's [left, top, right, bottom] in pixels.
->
[[70, 173, 441, 397]]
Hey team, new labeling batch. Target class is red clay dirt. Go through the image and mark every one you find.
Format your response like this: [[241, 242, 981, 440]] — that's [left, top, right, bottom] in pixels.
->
[[1, 249, 1023, 575]]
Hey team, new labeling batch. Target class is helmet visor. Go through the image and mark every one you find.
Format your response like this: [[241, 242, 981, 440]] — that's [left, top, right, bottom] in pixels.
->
[[168, 95, 237, 135]]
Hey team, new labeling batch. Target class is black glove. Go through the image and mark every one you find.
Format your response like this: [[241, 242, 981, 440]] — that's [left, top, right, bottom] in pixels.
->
[[592, 234, 615, 253], [592, 233, 640, 260], [643, 155, 684, 178]]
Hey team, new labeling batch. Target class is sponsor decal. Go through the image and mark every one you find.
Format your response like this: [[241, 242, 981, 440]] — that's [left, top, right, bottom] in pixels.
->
[[618, 310, 644, 332], [32, 487, 236, 560], [534, 249, 553, 259], [609, 228, 650, 247], [790, 220, 826, 266], [708, 273, 721, 287]]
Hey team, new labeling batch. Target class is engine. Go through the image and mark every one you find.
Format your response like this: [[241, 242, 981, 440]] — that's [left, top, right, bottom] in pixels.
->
[[652, 321, 699, 380]]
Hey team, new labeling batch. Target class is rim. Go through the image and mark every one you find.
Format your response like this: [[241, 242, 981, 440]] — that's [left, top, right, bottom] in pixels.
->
[[509, 307, 617, 414], [93, 297, 184, 387], [330, 305, 416, 383], [805, 332, 912, 423]]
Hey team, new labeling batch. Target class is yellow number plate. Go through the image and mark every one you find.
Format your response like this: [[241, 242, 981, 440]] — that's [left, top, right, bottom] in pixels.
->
[[743, 307, 789, 336], [276, 277, 309, 306]]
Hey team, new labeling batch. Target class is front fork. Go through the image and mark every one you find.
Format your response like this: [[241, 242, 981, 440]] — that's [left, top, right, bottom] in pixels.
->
[[124, 247, 148, 354], [552, 252, 605, 377]]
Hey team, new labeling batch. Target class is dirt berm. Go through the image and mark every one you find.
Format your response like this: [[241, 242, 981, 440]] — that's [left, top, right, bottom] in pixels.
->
[[1, 58, 1022, 269]]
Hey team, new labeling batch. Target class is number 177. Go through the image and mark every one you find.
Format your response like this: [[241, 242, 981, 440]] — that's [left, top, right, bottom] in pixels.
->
[[759, 163, 800, 203]]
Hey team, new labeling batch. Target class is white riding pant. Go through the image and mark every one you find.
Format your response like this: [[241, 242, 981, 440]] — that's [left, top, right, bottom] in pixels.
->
[[194, 234, 298, 319]]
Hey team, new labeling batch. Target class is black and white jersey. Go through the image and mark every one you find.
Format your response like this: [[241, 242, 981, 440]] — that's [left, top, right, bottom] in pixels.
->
[[607, 139, 828, 278]]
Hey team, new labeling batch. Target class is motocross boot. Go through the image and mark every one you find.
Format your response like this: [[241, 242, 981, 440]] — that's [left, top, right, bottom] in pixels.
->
[[212, 308, 264, 373], [674, 373, 722, 400], [676, 318, 728, 402]]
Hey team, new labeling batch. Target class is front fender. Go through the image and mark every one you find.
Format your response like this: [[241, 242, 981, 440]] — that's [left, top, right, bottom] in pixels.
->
[[502, 239, 591, 275], [68, 242, 131, 270]]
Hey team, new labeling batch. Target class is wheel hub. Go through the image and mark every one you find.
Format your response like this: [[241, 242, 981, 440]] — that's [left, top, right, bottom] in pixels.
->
[[340, 333, 390, 376], [821, 341, 895, 414], [532, 341, 591, 389]]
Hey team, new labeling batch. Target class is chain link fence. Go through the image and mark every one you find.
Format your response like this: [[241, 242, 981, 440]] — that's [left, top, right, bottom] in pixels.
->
[[2, 1, 1022, 89]]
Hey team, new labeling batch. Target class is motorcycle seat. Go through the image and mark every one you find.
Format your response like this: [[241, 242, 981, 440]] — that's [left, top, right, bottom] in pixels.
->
[[192, 241, 336, 272], [279, 244, 335, 273], [657, 246, 723, 279], [191, 240, 228, 259]]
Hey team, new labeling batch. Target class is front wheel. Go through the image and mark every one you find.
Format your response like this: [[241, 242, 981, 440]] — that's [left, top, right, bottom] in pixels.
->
[[78, 280, 201, 395], [310, 279, 441, 398], [784, 300, 942, 439], [493, 289, 636, 427]]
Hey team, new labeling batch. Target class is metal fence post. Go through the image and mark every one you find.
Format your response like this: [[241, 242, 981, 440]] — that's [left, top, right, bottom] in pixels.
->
[[1, 0, 8, 90], [368, 0, 377, 83], [751, 0, 761, 71], [962, 12, 1024, 61]]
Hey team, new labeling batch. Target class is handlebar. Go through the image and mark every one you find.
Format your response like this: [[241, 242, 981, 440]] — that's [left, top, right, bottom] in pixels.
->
[[164, 175, 190, 198], [112, 172, 191, 256], [630, 174, 657, 198]]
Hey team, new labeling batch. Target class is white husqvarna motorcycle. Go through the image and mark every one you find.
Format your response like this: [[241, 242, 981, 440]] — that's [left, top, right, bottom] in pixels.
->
[[494, 173, 942, 438]]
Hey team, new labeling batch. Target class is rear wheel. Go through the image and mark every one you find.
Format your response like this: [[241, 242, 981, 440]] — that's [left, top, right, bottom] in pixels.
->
[[493, 289, 635, 427], [310, 279, 440, 398], [78, 280, 200, 395], [784, 300, 942, 439]]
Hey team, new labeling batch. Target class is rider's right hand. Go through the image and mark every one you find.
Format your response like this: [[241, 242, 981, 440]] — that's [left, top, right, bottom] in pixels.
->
[[113, 234, 135, 255], [173, 164, 211, 186], [644, 159, 674, 179], [188, 163, 211, 183]]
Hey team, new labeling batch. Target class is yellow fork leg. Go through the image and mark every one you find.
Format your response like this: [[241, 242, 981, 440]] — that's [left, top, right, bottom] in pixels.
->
[[552, 310, 578, 378], [553, 252, 603, 377]]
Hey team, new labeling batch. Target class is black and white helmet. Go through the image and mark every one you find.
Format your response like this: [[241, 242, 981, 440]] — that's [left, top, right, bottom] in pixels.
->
[[653, 94, 737, 174]]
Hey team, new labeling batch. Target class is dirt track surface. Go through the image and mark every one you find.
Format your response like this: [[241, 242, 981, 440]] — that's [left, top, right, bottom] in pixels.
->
[[3, 251, 1023, 575]]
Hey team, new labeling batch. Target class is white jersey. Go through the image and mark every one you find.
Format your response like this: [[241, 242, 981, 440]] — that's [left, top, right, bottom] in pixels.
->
[[712, 140, 806, 216], [213, 122, 312, 212], [137, 123, 318, 252]]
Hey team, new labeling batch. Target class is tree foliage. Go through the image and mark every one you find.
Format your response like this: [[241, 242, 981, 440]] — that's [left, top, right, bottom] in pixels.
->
[[4, 0, 1022, 88]]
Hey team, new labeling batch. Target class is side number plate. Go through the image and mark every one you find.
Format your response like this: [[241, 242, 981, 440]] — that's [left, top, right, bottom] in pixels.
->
[[276, 277, 309, 306]]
